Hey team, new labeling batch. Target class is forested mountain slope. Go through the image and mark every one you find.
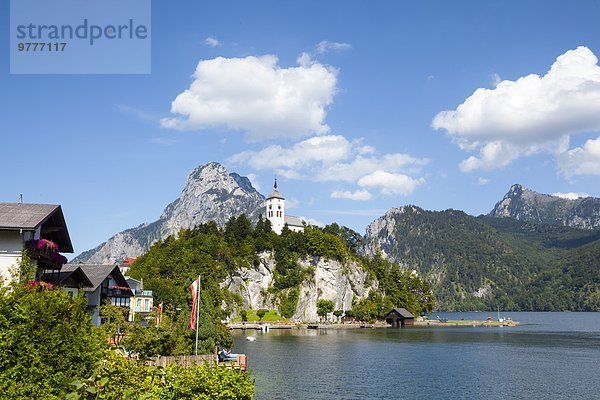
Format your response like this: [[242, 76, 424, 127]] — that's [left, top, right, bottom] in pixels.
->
[[363, 206, 600, 311]]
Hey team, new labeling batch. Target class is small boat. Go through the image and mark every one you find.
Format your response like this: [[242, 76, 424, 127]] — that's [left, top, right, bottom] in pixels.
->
[[246, 336, 256, 341], [307, 325, 319, 329]]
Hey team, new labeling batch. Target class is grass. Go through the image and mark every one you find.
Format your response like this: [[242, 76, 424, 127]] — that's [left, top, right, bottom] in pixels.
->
[[231, 309, 287, 323]]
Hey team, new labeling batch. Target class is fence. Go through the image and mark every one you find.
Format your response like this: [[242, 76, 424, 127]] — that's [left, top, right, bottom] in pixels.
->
[[148, 354, 217, 368]]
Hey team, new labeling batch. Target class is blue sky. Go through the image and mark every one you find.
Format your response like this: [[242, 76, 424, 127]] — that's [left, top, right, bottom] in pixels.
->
[[2, 1, 600, 257]]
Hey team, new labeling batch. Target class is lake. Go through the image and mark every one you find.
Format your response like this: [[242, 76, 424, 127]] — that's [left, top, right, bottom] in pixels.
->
[[232, 312, 600, 399]]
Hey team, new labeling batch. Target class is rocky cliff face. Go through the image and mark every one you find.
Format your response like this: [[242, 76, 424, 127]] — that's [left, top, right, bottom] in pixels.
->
[[362, 205, 421, 260], [489, 184, 600, 229], [221, 252, 376, 322], [73, 163, 265, 264]]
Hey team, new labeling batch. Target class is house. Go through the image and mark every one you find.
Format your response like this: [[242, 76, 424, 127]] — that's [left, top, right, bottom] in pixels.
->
[[125, 276, 153, 322], [383, 308, 415, 327], [119, 257, 137, 276], [266, 179, 305, 234], [41, 265, 93, 297], [62, 264, 133, 326], [0, 203, 72, 283]]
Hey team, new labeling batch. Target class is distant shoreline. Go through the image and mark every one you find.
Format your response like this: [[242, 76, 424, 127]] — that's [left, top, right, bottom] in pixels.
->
[[227, 319, 520, 330]]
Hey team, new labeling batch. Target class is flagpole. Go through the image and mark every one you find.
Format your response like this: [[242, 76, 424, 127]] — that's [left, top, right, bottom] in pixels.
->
[[194, 275, 201, 356]]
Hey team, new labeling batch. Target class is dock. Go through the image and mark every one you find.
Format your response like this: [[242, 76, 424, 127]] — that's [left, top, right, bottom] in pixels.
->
[[414, 319, 519, 327]]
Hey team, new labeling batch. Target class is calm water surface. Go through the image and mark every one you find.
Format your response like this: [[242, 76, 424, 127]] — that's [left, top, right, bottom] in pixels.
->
[[233, 312, 600, 399]]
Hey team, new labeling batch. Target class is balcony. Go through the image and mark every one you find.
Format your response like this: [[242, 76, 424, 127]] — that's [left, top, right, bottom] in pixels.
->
[[102, 286, 133, 298], [26, 239, 68, 270], [132, 289, 153, 297]]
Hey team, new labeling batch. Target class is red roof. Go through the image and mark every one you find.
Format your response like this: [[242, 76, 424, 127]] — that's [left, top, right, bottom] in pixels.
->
[[122, 257, 137, 265]]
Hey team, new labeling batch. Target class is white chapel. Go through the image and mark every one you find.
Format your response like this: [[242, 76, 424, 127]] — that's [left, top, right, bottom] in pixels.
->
[[265, 178, 304, 234]]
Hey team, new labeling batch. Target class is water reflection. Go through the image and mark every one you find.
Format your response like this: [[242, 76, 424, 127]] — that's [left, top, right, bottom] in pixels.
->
[[234, 313, 600, 399]]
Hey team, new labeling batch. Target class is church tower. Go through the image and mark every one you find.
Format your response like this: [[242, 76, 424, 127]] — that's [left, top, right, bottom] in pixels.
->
[[266, 178, 285, 234]]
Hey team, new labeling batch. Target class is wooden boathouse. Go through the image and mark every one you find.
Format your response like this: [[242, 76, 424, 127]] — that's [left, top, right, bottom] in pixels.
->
[[383, 308, 415, 327]]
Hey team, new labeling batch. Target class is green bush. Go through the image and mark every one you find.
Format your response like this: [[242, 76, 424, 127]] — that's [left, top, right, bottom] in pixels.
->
[[0, 282, 104, 399], [68, 352, 254, 400]]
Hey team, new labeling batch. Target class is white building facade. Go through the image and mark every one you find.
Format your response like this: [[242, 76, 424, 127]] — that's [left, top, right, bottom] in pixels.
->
[[266, 179, 304, 234], [0, 203, 72, 283]]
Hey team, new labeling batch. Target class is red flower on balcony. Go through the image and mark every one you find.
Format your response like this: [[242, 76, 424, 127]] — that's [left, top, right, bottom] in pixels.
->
[[108, 285, 132, 292], [26, 280, 56, 291], [26, 239, 67, 268], [34, 239, 58, 252], [51, 252, 68, 265]]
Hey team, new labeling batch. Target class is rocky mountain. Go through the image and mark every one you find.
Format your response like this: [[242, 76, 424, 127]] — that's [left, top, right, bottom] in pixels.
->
[[489, 184, 600, 229], [221, 251, 375, 321], [363, 205, 600, 311], [72, 162, 265, 264]]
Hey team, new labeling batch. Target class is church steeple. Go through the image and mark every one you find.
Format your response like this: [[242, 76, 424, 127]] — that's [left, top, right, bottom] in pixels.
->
[[266, 177, 285, 234]]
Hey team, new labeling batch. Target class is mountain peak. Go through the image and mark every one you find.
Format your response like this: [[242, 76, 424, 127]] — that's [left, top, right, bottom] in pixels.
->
[[490, 184, 600, 229], [185, 162, 229, 186], [72, 162, 265, 264], [507, 183, 524, 196]]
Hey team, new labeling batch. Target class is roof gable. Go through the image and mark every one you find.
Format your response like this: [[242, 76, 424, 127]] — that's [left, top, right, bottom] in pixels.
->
[[42, 266, 93, 288], [63, 264, 130, 291], [0, 203, 73, 252], [383, 308, 415, 319], [0, 203, 59, 230]]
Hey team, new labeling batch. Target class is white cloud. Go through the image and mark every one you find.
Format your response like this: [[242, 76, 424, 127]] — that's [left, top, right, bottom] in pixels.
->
[[490, 72, 502, 87], [246, 173, 261, 192], [478, 177, 490, 185], [557, 136, 600, 177], [315, 153, 428, 182], [316, 41, 352, 54], [459, 141, 521, 172], [357, 170, 424, 196], [204, 36, 222, 47], [161, 55, 338, 141], [330, 189, 373, 201], [297, 216, 326, 227], [552, 192, 590, 200], [228, 134, 427, 199], [433, 46, 600, 173], [229, 135, 352, 171]]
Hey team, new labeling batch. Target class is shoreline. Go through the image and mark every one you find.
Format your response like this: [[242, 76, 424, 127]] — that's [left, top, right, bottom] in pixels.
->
[[227, 319, 520, 330]]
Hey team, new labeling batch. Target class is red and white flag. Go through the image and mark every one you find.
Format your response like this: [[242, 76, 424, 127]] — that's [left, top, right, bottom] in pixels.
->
[[156, 303, 163, 326], [188, 278, 200, 330]]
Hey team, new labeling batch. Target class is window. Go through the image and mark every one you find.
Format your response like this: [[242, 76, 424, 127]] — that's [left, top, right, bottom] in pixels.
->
[[145, 299, 150, 311], [112, 297, 131, 307]]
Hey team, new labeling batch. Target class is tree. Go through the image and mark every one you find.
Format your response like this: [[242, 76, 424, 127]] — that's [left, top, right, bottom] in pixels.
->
[[122, 324, 191, 358], [0, 282, 104, 398], [256, 309, 267, 322], [240, 309, 248, 322], [12, 250, 37, 283], [351, 298, 379, 322], [99, 303, 128, 347], [316, 299, 334, 320]]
